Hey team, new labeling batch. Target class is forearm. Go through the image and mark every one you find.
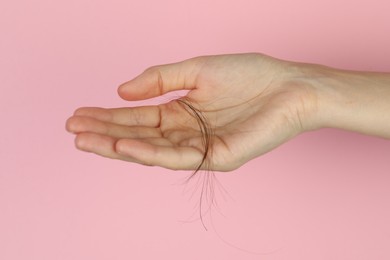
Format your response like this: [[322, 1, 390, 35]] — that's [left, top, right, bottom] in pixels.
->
[[306, 64, 390, 139]]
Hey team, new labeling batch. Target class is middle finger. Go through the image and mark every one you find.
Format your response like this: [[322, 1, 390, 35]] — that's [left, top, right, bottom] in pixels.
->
[[66, 116, 162, 139]]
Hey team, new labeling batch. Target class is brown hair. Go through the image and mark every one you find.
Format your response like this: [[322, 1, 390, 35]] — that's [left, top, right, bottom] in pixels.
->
[[177, 98, 213, 177], [176, 97, 215, 230]]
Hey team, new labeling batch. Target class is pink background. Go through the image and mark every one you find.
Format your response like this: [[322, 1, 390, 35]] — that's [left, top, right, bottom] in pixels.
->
[[1, 0, 390, 259]]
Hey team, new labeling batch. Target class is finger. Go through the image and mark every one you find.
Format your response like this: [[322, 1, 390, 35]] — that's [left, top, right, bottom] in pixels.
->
[[66, 116, 162, 139], [73, 106, 161, 127], [118, 58, 202, 101], [74, 132, 147, 165], [115, 139, 204, 171]]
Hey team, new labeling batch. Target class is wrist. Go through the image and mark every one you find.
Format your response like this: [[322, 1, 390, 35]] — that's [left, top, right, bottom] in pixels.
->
[[301, 63, 390, 138]]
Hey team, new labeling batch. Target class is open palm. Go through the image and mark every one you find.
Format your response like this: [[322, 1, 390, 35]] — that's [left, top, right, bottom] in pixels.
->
[[66, 53, 317, 171]]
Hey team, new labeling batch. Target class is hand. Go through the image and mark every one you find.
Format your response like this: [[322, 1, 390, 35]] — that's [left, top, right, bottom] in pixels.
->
[[66, 53, 319, 171]]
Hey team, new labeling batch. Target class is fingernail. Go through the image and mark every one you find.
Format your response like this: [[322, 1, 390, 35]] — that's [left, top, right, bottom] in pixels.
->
[[115, 142, 126, 155]]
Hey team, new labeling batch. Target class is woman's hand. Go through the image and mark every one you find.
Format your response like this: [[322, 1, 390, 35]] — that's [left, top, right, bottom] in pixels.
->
[[66, 53, 320, 171]]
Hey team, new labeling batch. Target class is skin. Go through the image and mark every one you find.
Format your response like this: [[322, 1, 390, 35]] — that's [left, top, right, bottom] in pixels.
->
[[65, 53, 390, 171]]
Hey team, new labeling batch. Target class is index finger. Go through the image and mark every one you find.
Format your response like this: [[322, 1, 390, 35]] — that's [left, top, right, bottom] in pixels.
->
[[74, 106, 161, 127]]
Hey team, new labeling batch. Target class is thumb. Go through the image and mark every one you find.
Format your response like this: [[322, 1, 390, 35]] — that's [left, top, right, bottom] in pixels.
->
[[118, 58, 201, 101]]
